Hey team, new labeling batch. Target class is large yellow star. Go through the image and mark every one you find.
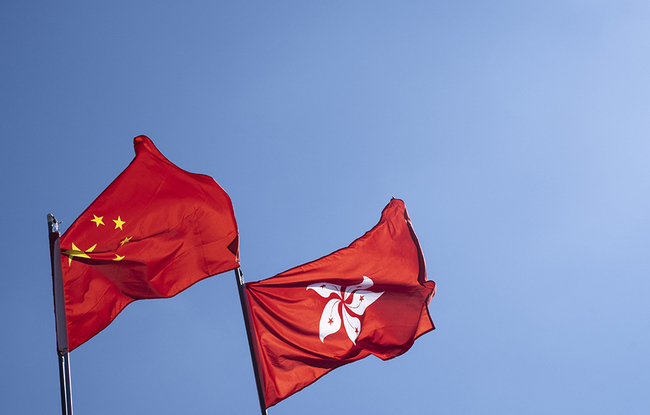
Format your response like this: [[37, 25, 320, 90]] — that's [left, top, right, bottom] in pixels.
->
[[113, 216, 126, 230], [63, 243, 97, 266], [91, 215, 104, 227]]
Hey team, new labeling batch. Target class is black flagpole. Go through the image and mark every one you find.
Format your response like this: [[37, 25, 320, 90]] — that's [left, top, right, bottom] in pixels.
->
[[48, 214, 73, 415], [234, 268, 268, 415]]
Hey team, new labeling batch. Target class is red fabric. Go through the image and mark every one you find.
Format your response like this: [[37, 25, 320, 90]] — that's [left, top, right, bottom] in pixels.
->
[[60, 135, 239, 351], [245, 199, 436, 408]]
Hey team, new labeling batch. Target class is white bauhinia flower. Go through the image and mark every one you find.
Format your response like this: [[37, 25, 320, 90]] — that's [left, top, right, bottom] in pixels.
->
[[307, 276, 384, 344]]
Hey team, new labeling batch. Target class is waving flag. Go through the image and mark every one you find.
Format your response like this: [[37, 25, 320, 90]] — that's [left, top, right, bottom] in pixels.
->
[[244, 199, 436, 408], [58, 135, 239, 351]]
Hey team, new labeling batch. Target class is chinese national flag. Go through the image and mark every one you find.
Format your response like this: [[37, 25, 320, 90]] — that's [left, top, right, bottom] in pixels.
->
[[59, 135, 239, 351], [244, 199, 436, 408]]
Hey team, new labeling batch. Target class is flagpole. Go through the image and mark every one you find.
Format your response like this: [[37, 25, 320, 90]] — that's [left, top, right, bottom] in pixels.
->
[[48, 214, 73, 415], [234, 268, 268, 415]]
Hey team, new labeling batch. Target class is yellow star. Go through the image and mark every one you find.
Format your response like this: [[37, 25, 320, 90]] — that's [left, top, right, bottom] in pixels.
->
[[113, 254, 125, 261], [120, 236, 132, 246], [63, 243, 97, 266], [91, 215, 104, 227], [113, 216, 125, 230]]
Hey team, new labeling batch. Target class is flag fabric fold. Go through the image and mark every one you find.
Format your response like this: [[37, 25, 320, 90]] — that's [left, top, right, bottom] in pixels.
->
[[59, 135, 239, 351], [244, 198, 436, 408]]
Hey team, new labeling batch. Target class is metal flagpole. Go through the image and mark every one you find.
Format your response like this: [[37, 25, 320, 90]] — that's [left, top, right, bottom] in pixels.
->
[[234, 268, 268, 415], [48, 214, 73, 415]]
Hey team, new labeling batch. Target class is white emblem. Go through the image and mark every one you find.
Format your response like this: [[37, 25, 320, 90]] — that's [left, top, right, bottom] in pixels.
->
[[307, 276, 384, 344]]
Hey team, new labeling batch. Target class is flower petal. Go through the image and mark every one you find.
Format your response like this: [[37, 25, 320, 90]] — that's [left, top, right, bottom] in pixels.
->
[[343, 276, 374, 301], [319, 298, 342, 342], [307, 282, 341, 299], [346, 289, 384, 316], [342, 307, 361, 344]]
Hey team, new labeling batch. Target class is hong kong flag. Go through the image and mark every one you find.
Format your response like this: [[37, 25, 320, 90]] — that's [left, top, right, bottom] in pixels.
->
[[244, 199, 436, 408], [58, 136, 239, 351]]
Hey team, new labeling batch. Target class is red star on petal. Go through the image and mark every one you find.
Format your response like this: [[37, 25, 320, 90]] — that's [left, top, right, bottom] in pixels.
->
[[328, 318, 334, 325]]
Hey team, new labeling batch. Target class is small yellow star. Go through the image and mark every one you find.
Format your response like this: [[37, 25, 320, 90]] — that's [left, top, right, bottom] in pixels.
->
[[63, 243, 97, 266], [113, 254, 124, 261], [91, 215, 104, 227], [113, 216, 125, 230], [120, 236, 132, 246]]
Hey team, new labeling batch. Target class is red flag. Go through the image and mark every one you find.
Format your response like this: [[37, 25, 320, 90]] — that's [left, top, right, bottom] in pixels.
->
[[59, 135, 239, 351], [244, 199, 436, 408]]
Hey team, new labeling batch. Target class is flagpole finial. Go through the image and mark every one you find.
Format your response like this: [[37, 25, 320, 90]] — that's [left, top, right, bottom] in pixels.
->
[[47, 213, 60, 233]]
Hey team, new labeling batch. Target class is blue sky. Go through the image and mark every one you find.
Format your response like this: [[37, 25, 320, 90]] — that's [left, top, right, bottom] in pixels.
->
[[2, 1, 650, 414]]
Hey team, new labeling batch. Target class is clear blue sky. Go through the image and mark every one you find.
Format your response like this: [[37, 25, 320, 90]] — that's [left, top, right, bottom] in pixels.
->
[[2, 1, 650, 414]]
